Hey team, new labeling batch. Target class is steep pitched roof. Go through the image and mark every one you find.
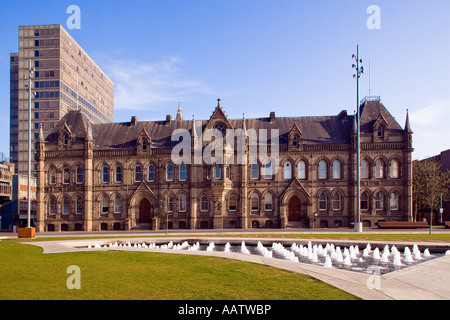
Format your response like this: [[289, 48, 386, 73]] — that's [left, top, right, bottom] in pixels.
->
[[359, 100, 403, 134], [46, 110, 90, 143], [46, 100, 405, 150]]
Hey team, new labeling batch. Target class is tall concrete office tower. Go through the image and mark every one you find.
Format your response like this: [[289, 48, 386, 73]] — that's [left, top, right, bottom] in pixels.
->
[[10, 24, 114, 175]]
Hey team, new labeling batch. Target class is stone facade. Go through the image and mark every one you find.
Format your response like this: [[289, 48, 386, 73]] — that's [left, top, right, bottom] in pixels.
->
[[36, 98, 413, 232]]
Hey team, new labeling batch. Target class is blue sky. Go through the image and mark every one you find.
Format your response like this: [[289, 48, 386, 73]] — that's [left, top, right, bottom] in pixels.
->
[[1, 0, 450, 161]]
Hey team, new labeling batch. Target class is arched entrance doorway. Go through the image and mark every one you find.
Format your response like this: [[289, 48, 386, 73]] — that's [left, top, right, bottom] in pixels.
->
[[288, 196, 301, 221], [139, 198, 151, 223]]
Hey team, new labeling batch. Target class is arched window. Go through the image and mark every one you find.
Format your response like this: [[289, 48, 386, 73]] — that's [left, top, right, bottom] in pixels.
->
[[264, 193, 273, 211], [48, 167, 56, 185], [332, 160, 341, 179], [148, 164, 155, 182], [228, 195, 237, 211], [375, 192, 383, 210], [361, 160, 369, 179], [297, 161, 306, 179], [102, 166, 109, 183], [318, 160, 327, 179], [215, 166, 222, 179], [166, 163, 173, 181], [264, 161, 272, 179], [292, 136, 298, 147], [62, 197, 70, 215], [251, 163, 259, 179], [179, 163, 187, 181], [361, 192, 369, 210], [375, 160, 383, 178], [201, 195, 209, 212], [332, 193, 341, 211], [63, 135, 69, 146], [115, 166, 122, 183], [101, 195, 109, 214], [318, 192, 327, 210], [76, 197, 83, 215], [390, 192, 399, 210], [390, 159, 399, 179], [135, 165, 142, 182], [114, 196, 122, 213], [142, 140, 147, 152], [48, 197, 57, 215], [62, 167, 70, 184], [179, 194, 187, 212], [76, 166, 84, 184], [251, 194, 259, 211], [283, 161, 292, 179]]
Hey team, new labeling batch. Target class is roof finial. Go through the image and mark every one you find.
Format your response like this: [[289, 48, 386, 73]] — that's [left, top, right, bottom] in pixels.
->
[[176, 102, 183, 121], [404, 108, 412, 133], [217, 98, 221, 107], [38, 122, 45, 143]]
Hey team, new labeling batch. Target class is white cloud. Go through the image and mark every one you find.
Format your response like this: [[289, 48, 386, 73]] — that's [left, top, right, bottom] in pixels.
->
[[410, 99, 450, 126], [410, 99, 450, 159], [104, 56, 214, 111]]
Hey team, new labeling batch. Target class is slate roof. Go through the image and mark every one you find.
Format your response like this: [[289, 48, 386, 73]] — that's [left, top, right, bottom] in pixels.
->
[[45, 100, 405, 150]]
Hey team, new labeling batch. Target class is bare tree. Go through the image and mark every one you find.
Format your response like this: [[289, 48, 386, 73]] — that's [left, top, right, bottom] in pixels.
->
[[413, 159, 450, 234]]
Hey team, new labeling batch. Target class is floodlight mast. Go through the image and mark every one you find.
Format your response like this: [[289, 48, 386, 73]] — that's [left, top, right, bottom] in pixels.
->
[[352, 46, 364, 233], [26, 59, 35, 229]]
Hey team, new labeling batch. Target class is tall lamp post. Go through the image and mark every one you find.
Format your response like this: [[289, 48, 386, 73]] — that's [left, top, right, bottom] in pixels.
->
[[352, 46, 364, 233], [19, 59, 36, 238]]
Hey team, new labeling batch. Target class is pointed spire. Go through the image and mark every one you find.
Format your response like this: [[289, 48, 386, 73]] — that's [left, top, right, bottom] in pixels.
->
[[404, 109, 413, 133], [176, 102, 183, 121], [38, 122, 45, 143], [87, 122, 93, 141]]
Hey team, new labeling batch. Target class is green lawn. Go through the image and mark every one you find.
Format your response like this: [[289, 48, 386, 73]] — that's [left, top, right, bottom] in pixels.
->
[[0, 242, 359, 300]]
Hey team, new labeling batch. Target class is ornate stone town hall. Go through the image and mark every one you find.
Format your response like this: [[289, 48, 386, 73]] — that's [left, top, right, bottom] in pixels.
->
[[36, 98, 413, 232]]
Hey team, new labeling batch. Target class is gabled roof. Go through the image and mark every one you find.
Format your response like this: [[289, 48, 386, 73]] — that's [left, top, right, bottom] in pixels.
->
[[46, 99, 406, 150]]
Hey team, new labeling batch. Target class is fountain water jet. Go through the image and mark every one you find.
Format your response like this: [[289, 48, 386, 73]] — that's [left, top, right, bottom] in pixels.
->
[[241, 241, 250, 254], [393, 252, 403, 266], [324, 255, 332, 268], [372, 247, 381, 260]]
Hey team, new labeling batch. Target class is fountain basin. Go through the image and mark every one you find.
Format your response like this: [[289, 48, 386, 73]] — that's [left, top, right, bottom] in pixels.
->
[[80, 239, 448, 276]]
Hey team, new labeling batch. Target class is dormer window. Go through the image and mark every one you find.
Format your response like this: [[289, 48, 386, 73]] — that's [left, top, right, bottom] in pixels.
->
[[63, 135, 68, 146], [377, 126, 384, 138], [293, 136, 298, 147], [142, 140, 147, 152]]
